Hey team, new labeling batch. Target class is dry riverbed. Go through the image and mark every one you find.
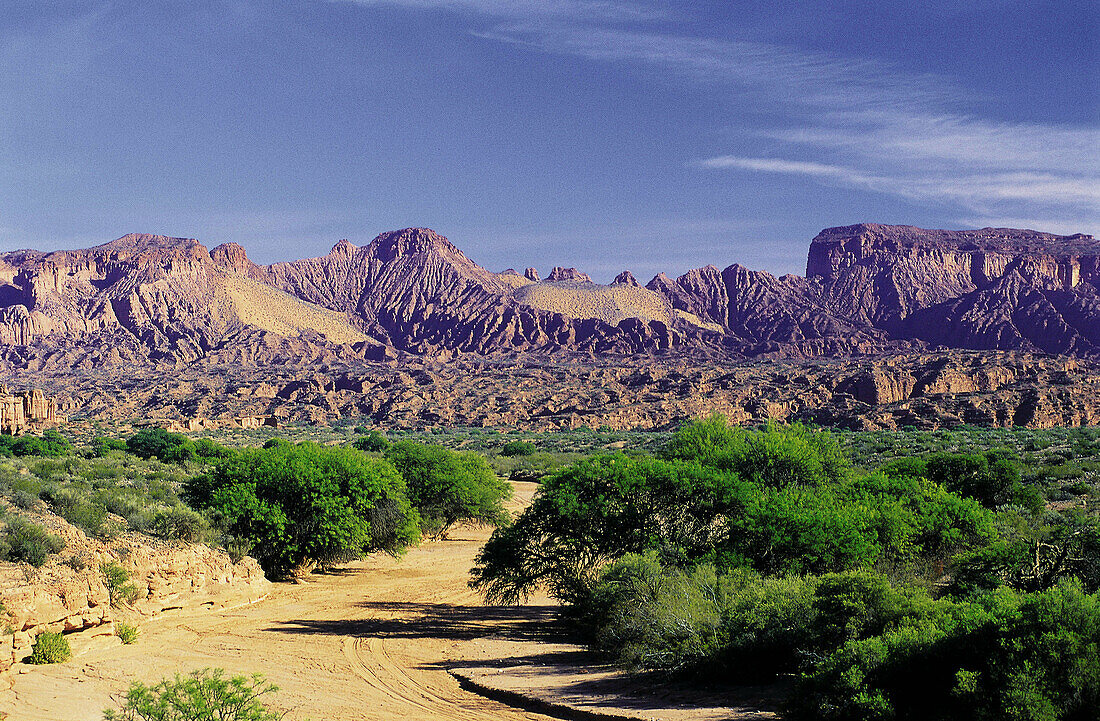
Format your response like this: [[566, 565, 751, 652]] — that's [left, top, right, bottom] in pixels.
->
[[0, 483, 775, 721]]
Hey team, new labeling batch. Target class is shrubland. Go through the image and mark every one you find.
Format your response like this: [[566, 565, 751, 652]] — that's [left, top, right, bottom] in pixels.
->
[[472, 416, 1100, 720]]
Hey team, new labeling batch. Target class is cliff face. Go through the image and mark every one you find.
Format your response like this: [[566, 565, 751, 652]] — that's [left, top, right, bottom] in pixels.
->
[[0, 505, 269, 674], [803, 223, 1100, 354], [0, 223, 1096, 369]]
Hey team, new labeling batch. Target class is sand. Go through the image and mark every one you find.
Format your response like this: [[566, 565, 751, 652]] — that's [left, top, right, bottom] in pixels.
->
[[0, 483, 775, 721]]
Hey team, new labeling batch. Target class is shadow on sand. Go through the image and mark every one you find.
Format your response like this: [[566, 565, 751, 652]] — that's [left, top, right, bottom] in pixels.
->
[[266, 599, 783, 717]]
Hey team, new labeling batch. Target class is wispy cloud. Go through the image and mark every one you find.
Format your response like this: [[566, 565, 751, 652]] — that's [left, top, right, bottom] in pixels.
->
[[325, 0, 663, 21], [342, 2, 1097, 232]]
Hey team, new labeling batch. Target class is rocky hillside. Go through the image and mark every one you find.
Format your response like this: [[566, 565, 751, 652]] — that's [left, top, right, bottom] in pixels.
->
[[0, 503, 269, 674], [0, 223, 1095, 367]]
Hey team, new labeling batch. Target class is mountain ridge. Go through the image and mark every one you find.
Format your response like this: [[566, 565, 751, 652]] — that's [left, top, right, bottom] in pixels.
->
[[0, 223, 1094, 370]]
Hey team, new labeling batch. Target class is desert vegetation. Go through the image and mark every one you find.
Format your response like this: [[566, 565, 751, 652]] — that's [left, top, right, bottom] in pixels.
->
[[471, 416, 1100, 720]]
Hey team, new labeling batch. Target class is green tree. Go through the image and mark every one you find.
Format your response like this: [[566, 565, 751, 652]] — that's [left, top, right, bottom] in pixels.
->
[[471, 454, 734, 604], [103, 668, 286, 721], [185, 442, 419, 577], [664, 416, 850, 487], [126, 428, 195, 464], [385, 441, 511, 539], [353, 431, 390, 453]]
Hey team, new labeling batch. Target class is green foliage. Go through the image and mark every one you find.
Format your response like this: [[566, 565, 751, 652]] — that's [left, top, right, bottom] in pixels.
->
[[101, 562, 142, 606], [788, 581, 1100, 721], [472, 454, 734, 604], [472, 435, 994, 603], [90, 436, 128, 458], [185, 442, 419, 577], [151, 505, 210, 543], [116, 622, 140, 644], [46, 489, 109, 537], [353, 431, 390, 453], [126, 429, 196, 464], [664, 416, 850, 487], [193, 438, 233, 460], [386, 441, 511, 539], [500, 440, 535, 457], [0, 429, 74, 458], [29, 631, 71, 664], [102, 668, 285, 721], [1, 516, 65, 566]]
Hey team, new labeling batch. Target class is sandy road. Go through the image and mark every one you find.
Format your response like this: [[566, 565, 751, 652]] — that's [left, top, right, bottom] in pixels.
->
[[1, 483, 565, 721]]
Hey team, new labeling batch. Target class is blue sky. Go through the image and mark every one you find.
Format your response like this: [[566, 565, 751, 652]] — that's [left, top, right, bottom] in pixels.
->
[[0, 0, 1096, 280]]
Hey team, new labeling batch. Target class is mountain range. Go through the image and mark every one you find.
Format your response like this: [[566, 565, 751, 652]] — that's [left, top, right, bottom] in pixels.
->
[[0, 223, 1095, 372]]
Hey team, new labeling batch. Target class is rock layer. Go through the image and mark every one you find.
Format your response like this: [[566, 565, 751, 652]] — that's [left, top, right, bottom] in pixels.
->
[[0, 223, 1095, 366]]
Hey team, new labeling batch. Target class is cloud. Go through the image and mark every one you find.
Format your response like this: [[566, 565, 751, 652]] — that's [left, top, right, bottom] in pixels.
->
[[325, 0, 663, 21], [472, 20, 1098, 230]]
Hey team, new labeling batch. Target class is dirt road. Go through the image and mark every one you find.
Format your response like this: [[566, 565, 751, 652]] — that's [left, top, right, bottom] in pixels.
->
[[2, 483, 571, 721], [2, 482, 769, 721]]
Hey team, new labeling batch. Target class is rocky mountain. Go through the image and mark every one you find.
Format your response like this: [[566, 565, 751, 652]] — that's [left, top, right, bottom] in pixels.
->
[[806, 224, 1100, 355], [0, 222, 1096, 429], [0, 222, 1094, 370]]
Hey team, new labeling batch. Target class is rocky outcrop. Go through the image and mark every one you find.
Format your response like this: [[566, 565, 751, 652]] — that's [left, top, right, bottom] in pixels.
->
[[545, 267, 592, 283], [0, 507, 269, 673], [805, 223, 1100, 354], [613, 271, 639, 286], [0, 223, 1097, 371], [0, 385, 59, 435]]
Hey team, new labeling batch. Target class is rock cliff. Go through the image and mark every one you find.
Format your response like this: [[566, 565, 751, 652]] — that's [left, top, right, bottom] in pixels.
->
[[0, 223, 1096, 367], [0, 505, 269, 674]]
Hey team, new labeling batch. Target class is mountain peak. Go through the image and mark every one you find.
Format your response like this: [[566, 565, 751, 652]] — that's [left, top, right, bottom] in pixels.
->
[[365, 228, 461, 263]]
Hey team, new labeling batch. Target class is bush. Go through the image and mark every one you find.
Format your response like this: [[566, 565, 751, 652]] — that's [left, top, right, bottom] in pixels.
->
[[788, 581, 1100, 721], [89, 436, 128, 458], [151, 505, 209, 543], [664, 416, 850, 487], [126, 428, 195, 464], [385, 441, 512, 539], [185, 442, 419, 577], [115, 622, 140, 644], [29, 631, 71, 664], [500, 440, 535, 457], [101, 562, 142, 606], [353, 431, 390, 453], [1, 516, 65, 566], [103, 668, 283, 721], [8, 429, 73, 458]]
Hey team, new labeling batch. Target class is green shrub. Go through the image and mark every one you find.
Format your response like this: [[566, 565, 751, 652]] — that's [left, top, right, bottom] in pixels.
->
[[385, 441, 511, 539], [185, 442, 419, 577], [29, 631, 71, 664], [664, 416, 850, 487], [9, 429, 72, 458], [353, 431, 390, 453], [89, 436, 127, 458], [151, 505, 209, 542], [500, 440, 535, 457], [101, 562, 142, 605], [126, 428, 195, 463], [787, 581, 1100, 721], [115, 622, 140, 644], [103, 668, 283, 721], [1, 517, 65, 566]]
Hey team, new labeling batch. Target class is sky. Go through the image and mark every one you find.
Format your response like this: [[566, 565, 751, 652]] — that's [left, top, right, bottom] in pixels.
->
[[0, 0, 1096, 280]]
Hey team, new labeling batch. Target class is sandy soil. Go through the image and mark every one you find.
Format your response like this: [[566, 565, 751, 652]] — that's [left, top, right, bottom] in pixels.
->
[[0, 483, 776, 721]]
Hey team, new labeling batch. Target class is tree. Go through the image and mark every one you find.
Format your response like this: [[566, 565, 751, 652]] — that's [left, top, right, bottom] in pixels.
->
[[470, 454, 734, 604], [664, 416, 850, 487], [385, 441, 511, 539], [103, 668, 285, 721], [353, 431, 390, 453], [185, 442, 419, 577], [126, 428, 195, 463]]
